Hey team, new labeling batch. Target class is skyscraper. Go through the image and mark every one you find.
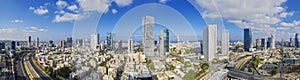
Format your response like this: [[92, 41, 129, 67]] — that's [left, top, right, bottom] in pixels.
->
[[91, 33, 99, 51], [28, 36, 31, 48], [142, 16, 155, 57], [159, 29, 170, 57], [36, 37, 39, 48], [203, 24, 217, 61], [10, 41, 16, 54], [295, 33, 299, 48], [66, 37, 73, 47], [128, 39, 134, 53], [290, 38, 294, 47], [221, 29, 229, 55], [118, 40, 122, 50], [244, 28, 252, 52], [267, 37, 272, 49], [271, 35, 276, 49], [256, 38, 261, 50], [261, 38, 267, 50], [111, 33, 116, 50], [106, 32, 112, 50]]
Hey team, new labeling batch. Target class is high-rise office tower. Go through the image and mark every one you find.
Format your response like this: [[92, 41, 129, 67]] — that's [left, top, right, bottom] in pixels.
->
[[271, 35, 275, 49], [142, 16, 155, 57], [261, 38, 267, 50], [10, 41, 16, 53], [290, 38, 294, 47], [118, 40, 122, 50], [28, 36, 31, 48], [112, 33, 116, 50], [256, 38, 261, 50], [221, 29, 229, 55], [0, 43, 5, 51], [159, 29, 170, 57], [244, 28, 252, 52], [203, 24, 217, 61], [36, 37, 39, 48], [280, 39, 284, 46], [60, 40, 66, 48], [267, 37, 272, 49], [200, 41, 203, 53], [106, 32, 112, 50], [128, 39, 134, 53], [66, 37, 73, 48], [49, 40, 54, 47], [295, 33, 299, 48], [91, 33, 99, 51]]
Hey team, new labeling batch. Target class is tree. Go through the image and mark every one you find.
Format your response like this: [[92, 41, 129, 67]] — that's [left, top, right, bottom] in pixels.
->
[[99, 61, 107, 66], [252, 57, 260, 69], [201, 63, 209, 70], [58, 67, 72, 78], [271, 67, 278, 76], [169, 64, 176, 70], [47, 66, 54, 74]]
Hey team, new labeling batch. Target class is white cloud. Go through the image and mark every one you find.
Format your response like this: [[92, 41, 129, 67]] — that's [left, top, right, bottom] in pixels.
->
[[77, 0, 111, 13], [111, 9, 118, 14], [29, 6, 34, 10], [0, 27, 47, 40], [114, 0, 133, 7], [29, 6, 48, 15], [294, 27, 300, 33], [280, 22, 295, 27], [159, 0, 169, 4], [277, 27, 289, 30], [53, 12, 87, 22], [195, 0, 296, 39], [10, 19, 24, 23], [293, 20, 300, 26], [67, 5, 78, 11], [0, 28, 17, 33], [56, 0, 68, 9], [24, 26, 48, 32], [279, 12, 294, 18]]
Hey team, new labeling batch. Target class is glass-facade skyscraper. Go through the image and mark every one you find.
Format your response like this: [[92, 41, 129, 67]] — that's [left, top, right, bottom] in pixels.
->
[[106, 32, 112, 50], [10, 41, 16, 54], [244, 28, 252, 52], [142, 16, 155, 58], [28, 36, 31, 48], [295, 33, 299, 48], [261, 38, 267, 50], [159, 29, 169, 57]]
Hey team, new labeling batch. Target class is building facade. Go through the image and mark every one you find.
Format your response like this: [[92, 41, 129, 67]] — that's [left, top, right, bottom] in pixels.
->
[[142, 16, 155, 58], [203, 24, 217, 61], [159, 29, 170, 57], [244, 28, 252, 52], [91, 33, 99, 51], [221, 29, 229, 55]]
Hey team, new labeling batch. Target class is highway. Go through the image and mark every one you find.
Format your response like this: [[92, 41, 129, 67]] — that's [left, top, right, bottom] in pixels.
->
[[227, 54, 284, 80], [15, 53, 29, 80], [24, 53, 52, 80]]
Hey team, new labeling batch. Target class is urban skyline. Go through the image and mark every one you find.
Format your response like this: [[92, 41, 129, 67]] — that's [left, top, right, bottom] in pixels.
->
[[1, 0, 300, 41], [1, 0, 300, 80]]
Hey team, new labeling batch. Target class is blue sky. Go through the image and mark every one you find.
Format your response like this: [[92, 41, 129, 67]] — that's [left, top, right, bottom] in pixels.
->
[[0, 0, 300, 41]]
